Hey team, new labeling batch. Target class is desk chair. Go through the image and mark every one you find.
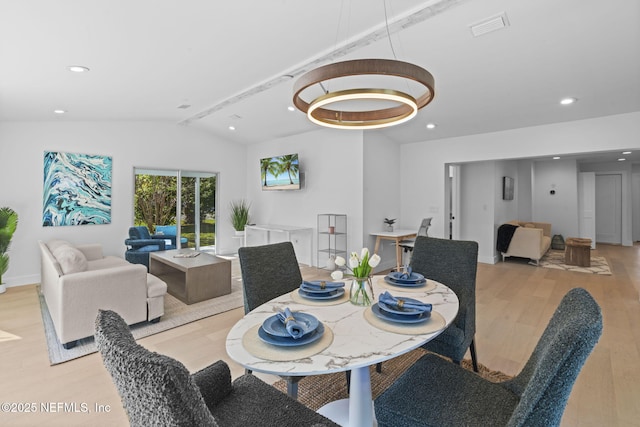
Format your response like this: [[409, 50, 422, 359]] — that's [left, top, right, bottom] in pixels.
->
[[398, 217, 432, 264], [375, 288, 602, 426]]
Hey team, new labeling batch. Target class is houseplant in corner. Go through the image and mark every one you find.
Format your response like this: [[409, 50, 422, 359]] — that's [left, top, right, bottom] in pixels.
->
[[229, 199, 251, 236], [0, 207, 18, 294]]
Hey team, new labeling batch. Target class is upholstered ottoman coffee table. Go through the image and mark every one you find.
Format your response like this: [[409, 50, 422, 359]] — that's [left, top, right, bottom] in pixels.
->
[[150, 250, 231, 304], [564, 237, 592, 267]]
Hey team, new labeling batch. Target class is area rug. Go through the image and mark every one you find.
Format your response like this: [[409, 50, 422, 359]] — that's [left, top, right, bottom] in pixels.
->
[[38, 278, 243, 365], [272, 348, 512, 411], [539, 250, 611, 275]]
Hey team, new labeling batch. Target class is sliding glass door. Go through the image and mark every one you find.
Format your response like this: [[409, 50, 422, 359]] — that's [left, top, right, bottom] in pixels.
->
[[134, 168, 217, 252]]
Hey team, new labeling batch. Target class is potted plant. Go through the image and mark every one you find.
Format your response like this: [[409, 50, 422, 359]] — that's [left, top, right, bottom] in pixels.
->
[[384, 218, 396, 232], [229, 200, 251, 236], [0, 207, 18, 294]]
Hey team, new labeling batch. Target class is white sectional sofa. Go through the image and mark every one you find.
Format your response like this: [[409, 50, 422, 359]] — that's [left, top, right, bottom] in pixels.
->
[[499, 220, 552, 265], [39, 239, 167, 349]]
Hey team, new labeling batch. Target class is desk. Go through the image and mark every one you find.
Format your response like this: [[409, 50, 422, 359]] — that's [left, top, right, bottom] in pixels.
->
[[226, 276, 458, 426], [371, 229, 418, 271], [244, 224, 313, 266]]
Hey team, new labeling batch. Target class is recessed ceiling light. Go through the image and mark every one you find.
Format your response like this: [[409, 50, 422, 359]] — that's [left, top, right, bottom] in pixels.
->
[[228, 125, 236, 131], [622, 151, 632, 155], [426, 123, 436, 129], [618, 158, 626, 161], [560, 97, 577, 105], [553, 156, 561, 160], [287, 106, 295, 112], [68, 65, 90, 73], [53, 109, 66, 114]]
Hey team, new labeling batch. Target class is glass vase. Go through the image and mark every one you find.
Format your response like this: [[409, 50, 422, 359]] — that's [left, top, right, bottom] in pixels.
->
[[350, 277, 374, 306]]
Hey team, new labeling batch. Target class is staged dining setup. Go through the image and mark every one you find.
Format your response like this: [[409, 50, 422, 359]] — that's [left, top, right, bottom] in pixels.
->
[[226, 262, 459, 426]]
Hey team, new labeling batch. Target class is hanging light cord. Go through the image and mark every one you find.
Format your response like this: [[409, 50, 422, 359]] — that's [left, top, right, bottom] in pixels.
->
[[383, 0, 398, 60]]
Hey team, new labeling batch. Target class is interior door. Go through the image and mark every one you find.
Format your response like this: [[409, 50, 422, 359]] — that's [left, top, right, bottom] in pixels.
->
[[595, 173, 622, 244], [578, 172, 596, 249]]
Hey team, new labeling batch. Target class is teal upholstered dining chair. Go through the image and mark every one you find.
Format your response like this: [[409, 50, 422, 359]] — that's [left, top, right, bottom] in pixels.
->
[[95, 310, 338, 427], [374, 288, 602, 426], [410, 236, 479, 371], [237, 242, 304, 399]]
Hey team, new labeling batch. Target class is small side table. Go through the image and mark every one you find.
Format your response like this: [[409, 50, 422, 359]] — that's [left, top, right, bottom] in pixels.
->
[[565, 238, 592, 267]]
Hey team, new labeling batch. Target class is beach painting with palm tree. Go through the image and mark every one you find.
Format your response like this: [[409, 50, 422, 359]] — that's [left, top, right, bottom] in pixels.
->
[[260, 153, 300, 191]]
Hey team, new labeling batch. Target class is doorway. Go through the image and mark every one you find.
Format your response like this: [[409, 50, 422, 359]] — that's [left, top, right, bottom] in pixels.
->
[[595, 173, 622, 244], [133, 168, 218, 252]]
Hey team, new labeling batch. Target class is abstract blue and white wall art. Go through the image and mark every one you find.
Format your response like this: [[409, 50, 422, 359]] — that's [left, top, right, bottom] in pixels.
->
[[43, 152, 112, 226]]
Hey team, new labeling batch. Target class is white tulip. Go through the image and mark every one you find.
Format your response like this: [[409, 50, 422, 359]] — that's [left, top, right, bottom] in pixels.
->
[[349, 254, 359, 269], [331, 270, 344, 280], [334, 256, 346, 267], [369, 253, 381, 268], [361, 247, 369, 259]]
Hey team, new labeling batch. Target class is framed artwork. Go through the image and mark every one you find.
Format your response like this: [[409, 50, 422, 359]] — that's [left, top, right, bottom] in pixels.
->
[[43, 151, 112, 226], [502, 176, 514, 200]]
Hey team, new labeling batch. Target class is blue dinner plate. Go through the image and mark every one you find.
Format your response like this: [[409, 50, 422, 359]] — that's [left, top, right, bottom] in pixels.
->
[[387, 271, 426, 284], [258, 323, 325, 346], [298, 288, 345, 300], [378, 297, 429, 316], [384, 275, 427, 288], [371, 303, 430, 324], [300, 284, 341, 294], [261, 312, 319, 338]]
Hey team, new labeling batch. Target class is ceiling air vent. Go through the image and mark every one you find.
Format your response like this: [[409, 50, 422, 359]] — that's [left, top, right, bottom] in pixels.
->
[[470, 12, 509, 37]]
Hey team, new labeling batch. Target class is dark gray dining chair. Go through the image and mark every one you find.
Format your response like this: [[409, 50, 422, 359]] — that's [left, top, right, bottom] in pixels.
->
[[375, 288, 602, 426], [238, 241, 304, 398], [410, 236, 479, 371], [95, 310, 339, 427]]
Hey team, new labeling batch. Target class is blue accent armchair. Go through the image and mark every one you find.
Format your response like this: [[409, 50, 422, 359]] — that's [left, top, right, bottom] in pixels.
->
[[125, 226, 175, 270], [155, 225, 188, 247]]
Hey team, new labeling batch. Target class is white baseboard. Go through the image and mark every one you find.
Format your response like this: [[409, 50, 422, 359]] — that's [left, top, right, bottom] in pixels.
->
[[2, 274, 40, 287]]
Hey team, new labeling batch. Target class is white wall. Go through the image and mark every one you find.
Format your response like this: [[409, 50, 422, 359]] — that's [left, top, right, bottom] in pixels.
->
[[459, 161, 496, 263], [516, 160, 533, 221], [532, 159, 579, 238], [245, 128, 367, 267], [363, 132, 402, 272], [0, 121, 246, 286], [400, 111, 640, 262]]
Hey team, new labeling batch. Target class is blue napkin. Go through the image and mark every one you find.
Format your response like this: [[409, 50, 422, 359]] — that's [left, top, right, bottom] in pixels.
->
[[276, 308, 304, 339], [301, 280, 345, 290], [379, 291, 432, 314], [400, 266, 412, 279]]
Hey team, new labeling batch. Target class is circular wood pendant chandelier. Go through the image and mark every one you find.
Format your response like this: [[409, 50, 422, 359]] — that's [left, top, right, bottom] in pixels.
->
[[293, 59, 435, 130]]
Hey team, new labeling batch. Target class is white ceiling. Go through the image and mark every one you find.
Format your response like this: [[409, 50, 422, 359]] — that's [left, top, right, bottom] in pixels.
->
[[1, 0, 639, 162]]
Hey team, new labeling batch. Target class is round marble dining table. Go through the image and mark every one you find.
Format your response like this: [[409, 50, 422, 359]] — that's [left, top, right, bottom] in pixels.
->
[[225, 275, 459, 427]]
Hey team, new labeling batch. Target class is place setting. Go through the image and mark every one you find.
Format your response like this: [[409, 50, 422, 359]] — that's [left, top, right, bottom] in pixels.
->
[[377, 266, 437, 293], [289, 280, 349, 305], [242, 307, 334, 361], [364, 291, 445, 335]]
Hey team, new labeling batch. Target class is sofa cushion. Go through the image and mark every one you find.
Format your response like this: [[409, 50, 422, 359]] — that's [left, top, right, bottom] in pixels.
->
[[53, 245, 89, 274], [87, 256, 129, 271], [524, 223, 536, 228]]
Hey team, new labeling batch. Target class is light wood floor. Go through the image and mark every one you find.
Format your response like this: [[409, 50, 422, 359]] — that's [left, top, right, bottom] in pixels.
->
[[1, 244, 639, 426]]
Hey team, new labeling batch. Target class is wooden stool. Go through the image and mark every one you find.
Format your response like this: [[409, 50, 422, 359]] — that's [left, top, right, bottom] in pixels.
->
[[564, 238, 592, 267]]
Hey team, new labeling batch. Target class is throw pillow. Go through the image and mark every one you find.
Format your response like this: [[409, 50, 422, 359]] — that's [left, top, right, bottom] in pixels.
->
[[524, 223, 536, 228], [53, 245, 89, 274], [47, 239, 71, 253]]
